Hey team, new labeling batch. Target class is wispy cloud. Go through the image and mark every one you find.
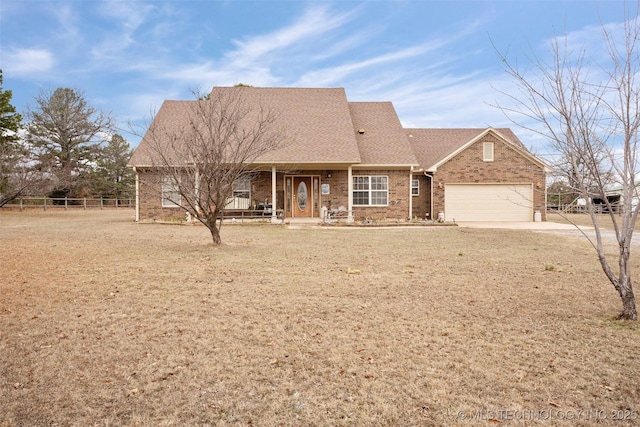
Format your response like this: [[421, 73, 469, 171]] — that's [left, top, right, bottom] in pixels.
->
[[158, 4, 362, 88], [1, 48, 55, 76], [90, 2, 155, 59], [226, 5, 360, 68], [48, 2, 81, 43], [97, 1, 152, 31], [160, 61, 277, 88], [295, 41, 447, 87]]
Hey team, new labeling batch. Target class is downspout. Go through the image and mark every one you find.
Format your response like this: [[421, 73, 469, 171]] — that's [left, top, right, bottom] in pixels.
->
[[424, 171, 433, 221], [408, 167, 414, 221], [133, 167, 139, 222], [347, 166, 354, 223]]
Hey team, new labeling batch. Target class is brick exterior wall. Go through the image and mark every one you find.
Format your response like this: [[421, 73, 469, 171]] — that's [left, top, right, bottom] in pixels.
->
[[411, 174, 432, 220], [250, 171, 282, 209], [136, 169, 188, 222], [318, 170, 349, 212], [430, 134, 547, 221], [351, 169, 412, 221]]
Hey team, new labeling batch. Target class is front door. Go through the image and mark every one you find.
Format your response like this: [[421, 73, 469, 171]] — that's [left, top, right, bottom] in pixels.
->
[[293, 176, 312, 217]]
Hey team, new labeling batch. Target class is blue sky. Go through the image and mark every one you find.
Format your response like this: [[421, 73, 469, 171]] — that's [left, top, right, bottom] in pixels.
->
[[0, 0, 632, 152]]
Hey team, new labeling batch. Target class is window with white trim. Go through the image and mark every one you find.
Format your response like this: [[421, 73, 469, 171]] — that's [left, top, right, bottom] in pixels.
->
[[353, 176, 388, 206], [411, 178, 420, 196], [483, 142, 494, 161], [162, 176, 181, 207]]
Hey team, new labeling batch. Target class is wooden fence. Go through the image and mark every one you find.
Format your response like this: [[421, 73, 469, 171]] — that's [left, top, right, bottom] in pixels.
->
[[3, 197, 134, 211]]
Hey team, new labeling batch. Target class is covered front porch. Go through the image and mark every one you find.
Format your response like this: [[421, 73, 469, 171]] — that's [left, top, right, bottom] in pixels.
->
[[246, 166, 355, 224], [226, 165, 417, 224]]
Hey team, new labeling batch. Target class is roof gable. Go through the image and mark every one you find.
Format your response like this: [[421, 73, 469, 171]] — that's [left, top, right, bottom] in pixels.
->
[[407, 127, 549, 172]]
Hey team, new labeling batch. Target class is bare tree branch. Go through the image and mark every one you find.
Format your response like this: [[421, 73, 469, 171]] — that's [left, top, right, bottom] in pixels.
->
[[494, 10, 640, 319]]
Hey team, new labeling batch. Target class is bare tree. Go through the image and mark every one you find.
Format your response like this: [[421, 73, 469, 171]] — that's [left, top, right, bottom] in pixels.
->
[[0, 142, 45, 207], [139, 87, 286, 245], [495, 13, 640, 319]]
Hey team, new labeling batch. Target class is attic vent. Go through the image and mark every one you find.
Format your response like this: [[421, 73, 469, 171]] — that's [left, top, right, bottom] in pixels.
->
[[357, 128, 365, 134]]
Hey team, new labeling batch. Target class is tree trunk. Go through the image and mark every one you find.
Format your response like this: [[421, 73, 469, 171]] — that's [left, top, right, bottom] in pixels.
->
[[207, 220, 222, 245], [620, 293, 637, 320], [618, 276, 637, 320], [617, 243, 637, 320]]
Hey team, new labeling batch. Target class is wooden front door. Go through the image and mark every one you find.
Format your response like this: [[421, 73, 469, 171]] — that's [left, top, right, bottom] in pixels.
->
[[293, 177, 312, 217]]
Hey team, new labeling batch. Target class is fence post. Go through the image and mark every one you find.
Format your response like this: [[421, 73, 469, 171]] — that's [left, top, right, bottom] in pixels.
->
[[84, 197, 87, 210], [43, 197, 47, 211], [100, 197, 104, 210], [64, 197, 68, 211], [19, 198, 23, 212]]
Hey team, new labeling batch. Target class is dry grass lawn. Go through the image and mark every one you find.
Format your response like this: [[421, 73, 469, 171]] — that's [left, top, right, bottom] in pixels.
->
[[1, 210, 639, 426], [547, 211, 640, 231]]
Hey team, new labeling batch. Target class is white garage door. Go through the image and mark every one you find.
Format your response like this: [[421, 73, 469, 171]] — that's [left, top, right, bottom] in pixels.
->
[[445, 184, 533, 222]]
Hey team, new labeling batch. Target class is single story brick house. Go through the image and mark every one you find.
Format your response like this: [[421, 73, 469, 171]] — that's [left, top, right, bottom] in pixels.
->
[[129, 87, 550, 223]]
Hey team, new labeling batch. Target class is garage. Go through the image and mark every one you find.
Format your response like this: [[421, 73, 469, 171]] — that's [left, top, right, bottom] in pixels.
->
[[444, 184, 534, 222]]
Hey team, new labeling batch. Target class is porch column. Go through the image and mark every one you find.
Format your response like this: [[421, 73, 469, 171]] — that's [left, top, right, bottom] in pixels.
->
[[194, 167, 201, 217], [347, 166, 354, 223], [408, 168, 413, 221], [133, 167, 139, 222], [271, 166, 278, 223]]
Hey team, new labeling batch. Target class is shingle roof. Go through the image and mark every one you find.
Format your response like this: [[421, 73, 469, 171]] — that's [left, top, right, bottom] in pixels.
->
[[129, 87, 362, 167], [129, 87, 536, 172], [349, 102, 418, 166], [128, 100, 193, 167], [246, 87, 361, 164], [405, 127, 527, 171]]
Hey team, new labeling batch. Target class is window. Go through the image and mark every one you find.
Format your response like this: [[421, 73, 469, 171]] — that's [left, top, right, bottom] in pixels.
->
[[353, 176, 388, 206], [232, 176, 251, 199], [411, 178, 420, 196], [228, 176, 251, 209], [162, 176, 181, 207], [483, 142, 494, 161]]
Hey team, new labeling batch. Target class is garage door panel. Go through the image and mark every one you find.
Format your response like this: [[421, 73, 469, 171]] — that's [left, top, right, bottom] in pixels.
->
[[445, 184, 533, 222]]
